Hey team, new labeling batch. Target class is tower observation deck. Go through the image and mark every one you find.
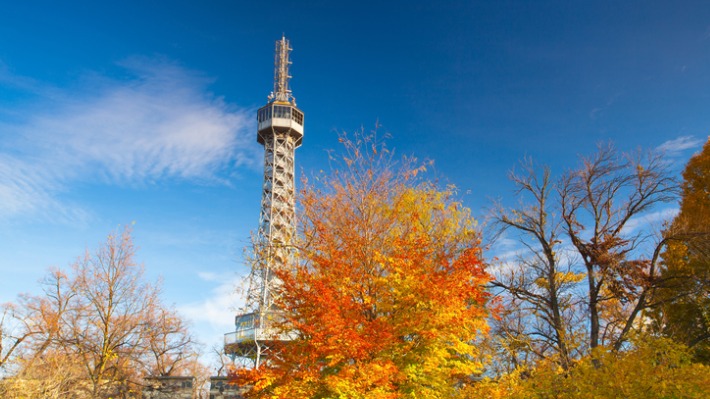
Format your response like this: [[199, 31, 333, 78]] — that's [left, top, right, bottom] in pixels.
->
[[224, 36, 303, 368]]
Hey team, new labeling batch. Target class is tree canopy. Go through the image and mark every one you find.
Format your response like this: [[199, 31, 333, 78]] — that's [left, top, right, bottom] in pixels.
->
[[3, 134, 708, 398], [233, 133, 491, 398], [654, 137, 710, 363], [490, 144, 678, 373], [0, 227, 198, 398]]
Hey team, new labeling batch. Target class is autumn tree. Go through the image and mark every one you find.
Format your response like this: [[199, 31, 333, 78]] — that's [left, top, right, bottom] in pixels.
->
[[560, 144, 678, 352], [211, 343, 233, 377], [491, 159, 585, 371], [0, 347, 85, 399], [491, 143, 678, 370], [1, 303, 34, 371], [142, 306, 199, 377], [652, 137, 710, 363], [0, 226, 198, 398], [2, 268, 75, 374], [234, 133, 491, 398], [466, 335, 710, 399]]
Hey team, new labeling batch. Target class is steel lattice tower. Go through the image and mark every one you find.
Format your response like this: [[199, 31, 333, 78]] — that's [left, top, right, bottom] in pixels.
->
[[224, 36, 303, 368]]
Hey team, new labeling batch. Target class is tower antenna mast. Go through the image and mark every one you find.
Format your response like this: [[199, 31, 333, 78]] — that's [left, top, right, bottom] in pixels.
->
[[271, 34, 295, 105]]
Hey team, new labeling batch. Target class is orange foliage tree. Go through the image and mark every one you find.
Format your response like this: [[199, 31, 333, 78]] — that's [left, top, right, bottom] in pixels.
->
[[652, 137, 710, 364], [0, 227, 198, 398], [234, 133, 491, 398]]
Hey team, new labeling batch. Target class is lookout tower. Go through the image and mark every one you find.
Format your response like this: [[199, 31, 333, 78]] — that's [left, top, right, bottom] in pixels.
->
[[224, 36, 303, 368]]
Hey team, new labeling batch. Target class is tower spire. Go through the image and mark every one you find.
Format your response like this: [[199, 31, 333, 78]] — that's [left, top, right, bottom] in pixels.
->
[[271, 35, 295, 105]]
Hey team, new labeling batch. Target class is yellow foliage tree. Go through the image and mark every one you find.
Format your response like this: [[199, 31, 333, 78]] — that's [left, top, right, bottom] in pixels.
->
[[465, 336, 710, 399], [233, 133, 491, 398], [654, 137, 710, 363]]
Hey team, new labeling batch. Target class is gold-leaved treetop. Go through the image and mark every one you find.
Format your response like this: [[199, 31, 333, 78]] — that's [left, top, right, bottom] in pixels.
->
[[655, 136, 710, 364]]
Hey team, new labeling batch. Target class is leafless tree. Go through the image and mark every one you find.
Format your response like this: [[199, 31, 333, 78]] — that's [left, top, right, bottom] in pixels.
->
[[491, 144, 679, 368], [142, 307, 198, 377], [210, 344, 232, 377], [1, 303, 31, 371], [491, 159, 585, 370], [559, 144, 677, 351]]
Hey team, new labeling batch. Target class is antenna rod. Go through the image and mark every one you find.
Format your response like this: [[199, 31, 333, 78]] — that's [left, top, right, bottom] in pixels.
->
[[273, 35, 294, 104]]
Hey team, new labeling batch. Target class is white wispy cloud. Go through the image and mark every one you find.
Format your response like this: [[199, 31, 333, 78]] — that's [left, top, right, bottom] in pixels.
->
[[656, 136, 704, 157], [179, 273, 245, 348], [197, 271, 221, 282], [0, 58, 258, 220], [621, 207, 679, 236]]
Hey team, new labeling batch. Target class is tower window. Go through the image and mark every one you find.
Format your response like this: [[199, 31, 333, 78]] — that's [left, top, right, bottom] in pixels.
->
[[292, 109, 304, 125], [258, 107, 273, 122], [262, 106, 302, 124], [273, 106, 292, 119]]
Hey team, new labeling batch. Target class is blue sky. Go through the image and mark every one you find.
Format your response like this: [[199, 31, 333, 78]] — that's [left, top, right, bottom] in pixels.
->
[[1, 1, 709, 356]]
